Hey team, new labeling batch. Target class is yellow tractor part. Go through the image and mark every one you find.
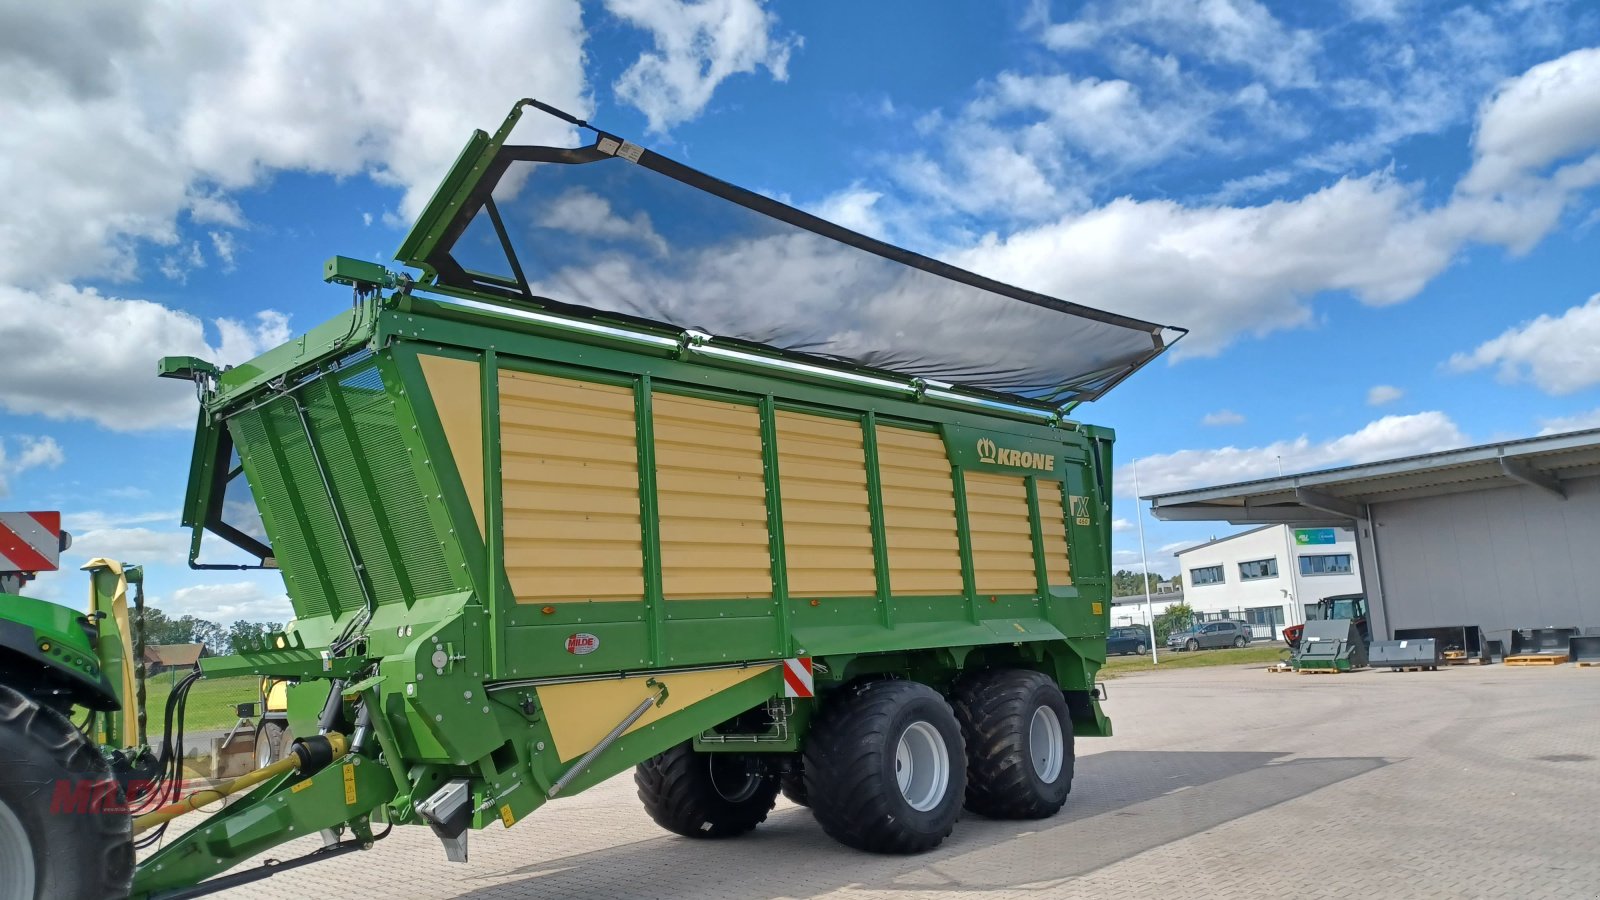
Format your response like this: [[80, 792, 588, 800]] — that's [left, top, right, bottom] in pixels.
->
[[82, 558, 139, 749]]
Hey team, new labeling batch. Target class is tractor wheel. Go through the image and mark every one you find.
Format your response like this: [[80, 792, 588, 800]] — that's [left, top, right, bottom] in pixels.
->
[[0, 683, 133, 900], [254, 719, 292, 768], [779, 771, 809, 807], [804, 680, 965, 854], [952, 670, 1074, 820], [1186, 639, 1200, 652], [634, 743, 779, 838], [1234, 636, 1248, 649]]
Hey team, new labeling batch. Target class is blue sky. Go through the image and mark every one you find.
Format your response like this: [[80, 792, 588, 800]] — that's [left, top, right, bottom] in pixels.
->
[[2, 0, 1599, 620]]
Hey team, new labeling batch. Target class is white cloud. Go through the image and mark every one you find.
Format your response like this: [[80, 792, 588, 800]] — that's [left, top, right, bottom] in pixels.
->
[[1538, 408, 1600, 436], [0, 284, 292, 430], [607, 0, 800, 133], [1038, 0, 1320, 89], [163, 580, 293, 623], [1345, 0, 1407, 22], [1366, 384, 1404, 406], [1464, 47, 1600, 194], [1122, 411, 1468, 497], [0, 435, 65, 496], [810, 185, 887, 238], [0, 1, 591, 290], [1202, 409, 1245, 426], [208, 231, 236, 272], [938, 45, 1600, 355], [891, 68, 1245, 223], [1112, 517, 1134, 533], [533, 189, 670, 256], [68, 527, 191, 566], [1448, 293, 1600, 395], [158, 240, 205, 283]]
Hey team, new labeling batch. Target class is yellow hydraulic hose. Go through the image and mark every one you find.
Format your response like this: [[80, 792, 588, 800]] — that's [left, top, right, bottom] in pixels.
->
[[131, 733, 348, 835]]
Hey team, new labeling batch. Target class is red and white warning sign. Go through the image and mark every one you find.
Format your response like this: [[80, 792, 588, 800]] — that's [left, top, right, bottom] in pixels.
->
[[782, 657, 814, 698], [0, 512, 64, 573]]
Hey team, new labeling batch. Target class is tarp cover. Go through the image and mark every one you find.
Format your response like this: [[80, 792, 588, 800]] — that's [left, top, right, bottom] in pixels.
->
[[414, 115, 1178, 407]]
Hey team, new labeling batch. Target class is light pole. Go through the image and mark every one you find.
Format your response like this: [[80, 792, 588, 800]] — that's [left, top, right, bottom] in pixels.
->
[[1131, 458, 1159, 665]]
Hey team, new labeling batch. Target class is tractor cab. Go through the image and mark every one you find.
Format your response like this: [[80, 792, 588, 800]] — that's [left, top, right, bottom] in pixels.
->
[[1284, 593, 1370, 651]]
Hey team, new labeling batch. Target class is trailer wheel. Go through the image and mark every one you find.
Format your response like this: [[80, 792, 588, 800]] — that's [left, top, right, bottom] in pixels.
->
[[255, 720, 293, 769], [634, 743, 779, 838], [0, 683, 132, 900], [804, 680, 965, 854], [952, 669, 1074, 820], [779, 772, 809, 807]]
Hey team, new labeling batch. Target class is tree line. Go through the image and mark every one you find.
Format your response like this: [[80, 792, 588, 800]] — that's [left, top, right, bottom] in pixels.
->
[[1111, 569, 1180, 597], [135, 608, 283, 657]]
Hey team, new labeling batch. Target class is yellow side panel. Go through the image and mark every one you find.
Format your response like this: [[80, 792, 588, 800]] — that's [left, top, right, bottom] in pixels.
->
[[538, 665, 776, 762], [653, 393, 772, 600], [499, 371, 643, 603], [965, 471, 1039, 594], [876, 427, 964, 595], [1037, 480, 1073, 586], [420, 355, 486, 538], [776, 412, 877, 597]]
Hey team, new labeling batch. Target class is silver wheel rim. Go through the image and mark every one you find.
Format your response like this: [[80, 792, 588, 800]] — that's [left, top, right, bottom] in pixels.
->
[[1029, 706, 1065, 783], [894, 721, 950, 812], [0, 796, 36, 900], [708, 757, 760, 803], [257, 729, 275, 768], [1136, 643, 1146, 655]]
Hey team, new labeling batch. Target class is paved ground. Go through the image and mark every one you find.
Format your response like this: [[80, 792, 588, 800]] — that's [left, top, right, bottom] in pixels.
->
[[186, 662, 1599, 899]]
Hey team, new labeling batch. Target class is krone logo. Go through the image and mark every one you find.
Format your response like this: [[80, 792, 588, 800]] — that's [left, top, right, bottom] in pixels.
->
[[975, 435, 1055, 472]]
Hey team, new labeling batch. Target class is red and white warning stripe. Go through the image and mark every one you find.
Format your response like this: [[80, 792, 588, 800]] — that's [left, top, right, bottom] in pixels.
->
[[0, 511, 63, 573], [782, 657, 814, 698]]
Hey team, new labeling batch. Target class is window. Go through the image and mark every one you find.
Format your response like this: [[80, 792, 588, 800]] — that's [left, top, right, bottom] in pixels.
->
[[1300, 553, 1353, 576], [1244, 606, 1285, 626], [1190, 565, 1224, 586], [1238, 557, 1278, 580]]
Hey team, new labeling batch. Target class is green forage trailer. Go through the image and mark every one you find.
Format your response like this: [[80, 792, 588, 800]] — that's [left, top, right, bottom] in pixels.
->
[[0, 101, 1180, 899]]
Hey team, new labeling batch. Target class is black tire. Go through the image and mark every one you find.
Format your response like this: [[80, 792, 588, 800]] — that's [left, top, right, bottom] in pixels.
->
[[0, 683, 133, 900], [1186, 639, 1200, 652], [1234, 636, 1248, 649], [255, 719, 292, 768], [951, 669, 1074, 820], [779, 771, 809, 807], [634, 742, 779, 838], [804, 680, 965, 854]]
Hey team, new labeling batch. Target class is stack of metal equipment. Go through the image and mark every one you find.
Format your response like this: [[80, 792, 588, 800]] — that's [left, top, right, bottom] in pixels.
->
[[1393, 625, 1490, 665], [1506, 627, 1578, 665], [1293, 619, 1369, 673], [1368, 637, 1443, 671]]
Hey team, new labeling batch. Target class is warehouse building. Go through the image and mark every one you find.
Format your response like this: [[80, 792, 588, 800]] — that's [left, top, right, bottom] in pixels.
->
[[1145, 429, 1600, 648], [1174, 524, 1363, 640]]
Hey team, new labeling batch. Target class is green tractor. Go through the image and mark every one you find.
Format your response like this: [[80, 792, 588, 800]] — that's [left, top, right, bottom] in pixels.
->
[[0, 516, 149, 898], [0, 101, 1178, 899]]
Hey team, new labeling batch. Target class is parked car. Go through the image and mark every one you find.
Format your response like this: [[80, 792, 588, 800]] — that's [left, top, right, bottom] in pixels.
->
[[1107, 626, 1152, 656], [1166, 619, 1252, 651]]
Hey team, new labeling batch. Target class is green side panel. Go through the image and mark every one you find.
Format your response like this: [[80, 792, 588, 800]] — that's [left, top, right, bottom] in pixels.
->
[[228, 352, 462, 623]]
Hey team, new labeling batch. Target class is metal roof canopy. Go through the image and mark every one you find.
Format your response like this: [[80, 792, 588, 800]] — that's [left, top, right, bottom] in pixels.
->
[[1146, 429, 1600, 525]]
